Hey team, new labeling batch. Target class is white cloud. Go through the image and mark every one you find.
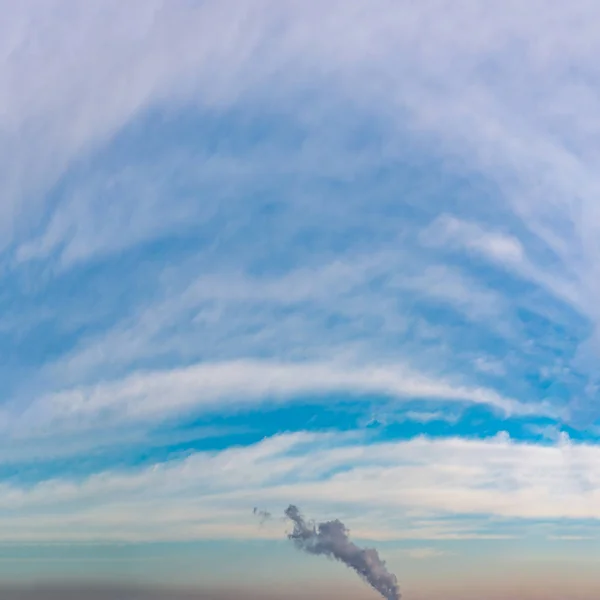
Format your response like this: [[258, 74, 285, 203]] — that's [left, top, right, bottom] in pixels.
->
[[1, 0, 600, 280], [421, 215, 585, 316], [43, 255, 401, 382], [0, 431, 599, 542], [15, 359, 536, 437], [0, 0, 349, 245], [2, 0, 598, 268], [397, 264, 513, 337], [1, 0, 598, 417], [37, 251, 517, 402], [420, 216, 525, 268]]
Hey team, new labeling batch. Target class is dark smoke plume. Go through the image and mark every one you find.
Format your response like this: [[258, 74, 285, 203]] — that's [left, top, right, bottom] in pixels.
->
[[284, 505, 401, 600]]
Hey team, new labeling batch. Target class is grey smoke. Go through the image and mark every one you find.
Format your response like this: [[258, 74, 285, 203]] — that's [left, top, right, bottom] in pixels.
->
[[253, 507, 272, 524], [284, 505, 401, 600]]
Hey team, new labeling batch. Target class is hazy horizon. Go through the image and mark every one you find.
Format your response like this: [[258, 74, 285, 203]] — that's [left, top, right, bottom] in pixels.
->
[[0, 539, 596, 599], [1, 577, 599, 600]]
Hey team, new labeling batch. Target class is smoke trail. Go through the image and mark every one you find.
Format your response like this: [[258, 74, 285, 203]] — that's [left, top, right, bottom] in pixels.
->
[[284, 505, 401, 600], [253, 507, 272, 525]]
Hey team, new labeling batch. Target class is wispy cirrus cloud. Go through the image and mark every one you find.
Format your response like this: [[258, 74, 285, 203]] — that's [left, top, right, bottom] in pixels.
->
[[17, 359, 536, 436], [2, 0, 600, 554]]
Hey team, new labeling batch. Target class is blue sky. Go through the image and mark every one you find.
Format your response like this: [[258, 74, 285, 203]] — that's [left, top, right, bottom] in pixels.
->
[[4, 1, 600, 598]]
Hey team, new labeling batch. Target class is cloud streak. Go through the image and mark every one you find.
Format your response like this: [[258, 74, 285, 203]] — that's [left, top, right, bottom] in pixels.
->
[[0, 431, 596, 542], [15, 359, 540, 438]]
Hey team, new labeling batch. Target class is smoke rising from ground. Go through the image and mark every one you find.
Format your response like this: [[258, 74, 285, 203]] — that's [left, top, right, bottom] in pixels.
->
[[284, 505, 401, 600]]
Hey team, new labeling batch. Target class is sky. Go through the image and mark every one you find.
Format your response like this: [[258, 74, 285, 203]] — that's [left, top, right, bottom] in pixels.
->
[[4, 1, 600, 598]]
